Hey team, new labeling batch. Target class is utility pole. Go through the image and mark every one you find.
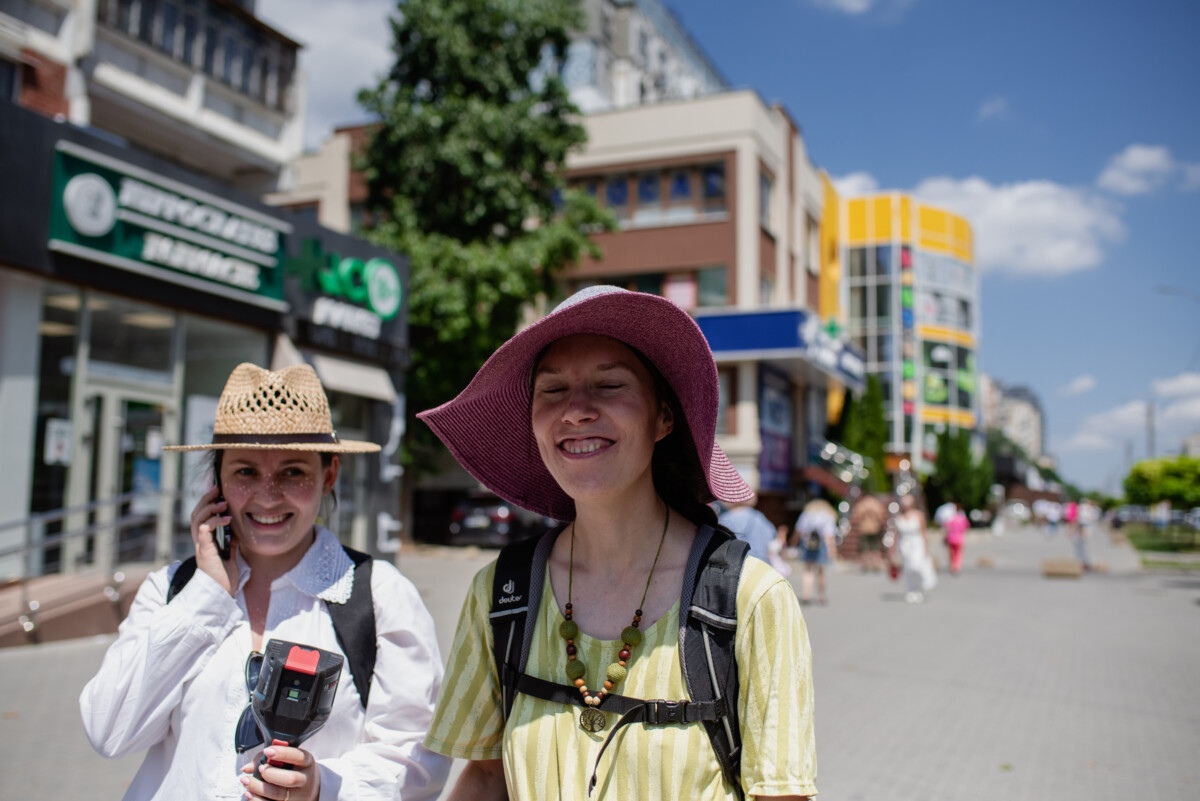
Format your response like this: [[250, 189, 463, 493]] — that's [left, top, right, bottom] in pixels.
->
[[1146, 399, 1155, 459]]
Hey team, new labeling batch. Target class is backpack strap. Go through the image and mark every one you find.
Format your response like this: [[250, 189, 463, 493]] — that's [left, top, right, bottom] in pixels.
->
[[165, 547, 376, 709], [166, 556, 197, 602], [490, 529, 560, 721], [327, 546, 375, 709], [680, 524, 748, 800]]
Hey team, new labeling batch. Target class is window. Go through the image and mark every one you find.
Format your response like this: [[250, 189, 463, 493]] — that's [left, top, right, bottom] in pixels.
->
[[0, 60, 17, 103], [667, 169, 693, 221], [874, 284, 891, 323], [874, 245, 892, 276], [697, 267, 728, 307], [138, 0, 157, 44], [848, 248, 866, 279], [701, 164, 725, 214], [161, 3, 177, 55], [634, 172, 662, 224], [202, 25, 217, 74], [759, 172, 773, 231], [876, 333, 893, 363], [182, 13, 197, 64], [716, 369, 733, 435], [604, 175, 629, 221], [222, 35, 237, 84], [849, 286, 867, 320]]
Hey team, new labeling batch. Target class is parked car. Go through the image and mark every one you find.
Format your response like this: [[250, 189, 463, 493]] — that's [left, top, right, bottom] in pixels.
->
[[447, 492, 560, 548]]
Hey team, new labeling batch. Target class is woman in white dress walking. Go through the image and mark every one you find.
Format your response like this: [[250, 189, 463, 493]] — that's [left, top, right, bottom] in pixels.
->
[[893, 493, 936, 603]]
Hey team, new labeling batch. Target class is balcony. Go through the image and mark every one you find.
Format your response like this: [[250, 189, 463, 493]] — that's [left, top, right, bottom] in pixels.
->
[[87, 0, 303, 190]]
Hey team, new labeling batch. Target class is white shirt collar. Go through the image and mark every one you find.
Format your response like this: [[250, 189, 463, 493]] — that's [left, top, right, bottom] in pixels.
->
[[235, 527, 356, 604]]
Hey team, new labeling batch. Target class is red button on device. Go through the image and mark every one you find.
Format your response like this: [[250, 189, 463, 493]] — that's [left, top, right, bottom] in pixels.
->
[[284, 645, 320, 675]]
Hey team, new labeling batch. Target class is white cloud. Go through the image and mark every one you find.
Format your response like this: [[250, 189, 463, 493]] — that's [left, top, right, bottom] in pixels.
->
[[811, 0, 877, 13], [1153, 372, 1200, 399], [808, 0, 915, 16], [1057, 374, 1200, 456], [912, 176, 1125, 275], [258, 0, 395, 149], [1057, 374, 1096, 397], [832, 172, 881, 197], [1097, 145, 1175, 195], [1058, 400, 1147, 453], [1096, 144, 1200, 196], [977, 96, 1009, 122]]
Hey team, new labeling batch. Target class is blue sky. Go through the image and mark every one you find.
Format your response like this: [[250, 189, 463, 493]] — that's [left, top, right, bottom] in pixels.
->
[[258, 0, 1200, 494]]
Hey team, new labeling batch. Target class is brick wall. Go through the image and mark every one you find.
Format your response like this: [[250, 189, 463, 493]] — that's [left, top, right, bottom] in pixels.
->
[[18, 49, 68, 119]]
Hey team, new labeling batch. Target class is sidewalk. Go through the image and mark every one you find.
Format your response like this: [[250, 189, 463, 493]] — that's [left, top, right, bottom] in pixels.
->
[[1, 526, 1197, 800]]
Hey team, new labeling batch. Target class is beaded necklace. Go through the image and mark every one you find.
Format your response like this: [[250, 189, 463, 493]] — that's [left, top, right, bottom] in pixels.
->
[[560, 505, 670, 732]]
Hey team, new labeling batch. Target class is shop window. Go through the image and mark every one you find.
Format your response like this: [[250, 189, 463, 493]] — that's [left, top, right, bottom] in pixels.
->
[[664, 274, 698, 310], [697, 266, 728, 307], [634, 172, 663, 224], [701, 163, 725, 214], [88, 295, 175, 382], [634, 273, 664, 296]]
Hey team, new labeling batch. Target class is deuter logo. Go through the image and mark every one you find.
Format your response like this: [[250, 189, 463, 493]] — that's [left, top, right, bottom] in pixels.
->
[[502, 580, 515, 594], [498, 579, 523, 605]]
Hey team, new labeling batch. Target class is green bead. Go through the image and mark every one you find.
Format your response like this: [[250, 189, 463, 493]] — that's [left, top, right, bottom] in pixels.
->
[[606, 663, 628, 685], [565, 659, 586, 681], [559, 620, 579, 640], [621, 626, 643, 647]]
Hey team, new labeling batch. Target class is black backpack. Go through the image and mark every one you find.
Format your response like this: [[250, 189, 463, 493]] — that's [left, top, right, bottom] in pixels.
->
[[490, 523, 749, 798], [166, 546, 377, 708]]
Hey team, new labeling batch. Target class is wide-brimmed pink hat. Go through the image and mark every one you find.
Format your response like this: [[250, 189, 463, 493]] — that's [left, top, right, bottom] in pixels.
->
[[418, 285, 753, 520]]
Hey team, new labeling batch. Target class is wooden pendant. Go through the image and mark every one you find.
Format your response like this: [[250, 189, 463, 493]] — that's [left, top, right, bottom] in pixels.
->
[[579, 707, 607, 733]]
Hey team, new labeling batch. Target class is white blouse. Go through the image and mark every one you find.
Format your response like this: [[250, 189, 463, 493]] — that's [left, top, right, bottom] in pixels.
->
[[80, 528, 449, 801]]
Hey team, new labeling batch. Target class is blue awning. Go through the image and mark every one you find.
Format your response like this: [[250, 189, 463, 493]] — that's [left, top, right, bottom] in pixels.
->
[[694, 307, 865, 391]]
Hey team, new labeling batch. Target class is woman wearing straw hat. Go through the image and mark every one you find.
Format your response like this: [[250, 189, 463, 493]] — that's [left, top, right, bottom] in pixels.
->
[[81, 363, 449, 801], [419, 286, 817, 800]]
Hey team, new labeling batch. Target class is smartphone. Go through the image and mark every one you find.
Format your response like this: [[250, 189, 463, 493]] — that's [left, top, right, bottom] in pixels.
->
[[213, 480, 232, 561]]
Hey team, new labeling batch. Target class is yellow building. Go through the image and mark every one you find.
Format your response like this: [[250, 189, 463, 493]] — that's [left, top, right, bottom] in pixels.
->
[[835, 191, 979, 472]]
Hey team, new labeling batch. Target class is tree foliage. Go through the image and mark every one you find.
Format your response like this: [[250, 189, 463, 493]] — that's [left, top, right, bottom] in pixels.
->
[[1123, 456, 1200, 508], [830, 376, 890, 493], [357, 0, 613, 469], [925, 428, 992, 513]]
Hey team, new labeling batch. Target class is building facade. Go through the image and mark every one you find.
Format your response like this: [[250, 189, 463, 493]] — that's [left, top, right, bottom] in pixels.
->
[[982, 374, 1045, 460], [563, 90, 863, 523], [0, 1, 408, 580], [837, 193, 979, 473], [566, 0, 726, 113]]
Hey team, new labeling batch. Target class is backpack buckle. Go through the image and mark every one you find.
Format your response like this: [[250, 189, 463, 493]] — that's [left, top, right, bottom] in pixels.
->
[[647, 699, 688, 725]]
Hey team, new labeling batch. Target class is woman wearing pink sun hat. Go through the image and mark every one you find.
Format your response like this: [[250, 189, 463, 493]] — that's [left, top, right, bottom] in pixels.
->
[[420, 286, 817, 800]]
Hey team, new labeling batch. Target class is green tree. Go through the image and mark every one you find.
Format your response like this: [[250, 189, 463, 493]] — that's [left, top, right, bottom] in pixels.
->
[[357, 0, 613, 468], [832, 376, 890, 493], [925, 428, 991, 513], [1124, 456, 1200, 507]]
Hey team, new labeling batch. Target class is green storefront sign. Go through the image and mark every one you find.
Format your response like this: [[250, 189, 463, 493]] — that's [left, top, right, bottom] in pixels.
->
[[48, 141, 289, 309]]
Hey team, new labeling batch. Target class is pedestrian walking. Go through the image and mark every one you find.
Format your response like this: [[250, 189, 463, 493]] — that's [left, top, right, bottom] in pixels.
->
[[943, 503, 969, 575], [79, 363, 449, 801], [849, 493, 889, 572], [718, 499, 776, 563], [893, 493, 936, 603], [417, 286, 817, 800], [795, 498, 839, 605]]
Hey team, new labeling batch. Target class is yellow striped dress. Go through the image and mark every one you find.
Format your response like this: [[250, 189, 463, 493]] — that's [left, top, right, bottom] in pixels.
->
[[424, 554, 818, 799]]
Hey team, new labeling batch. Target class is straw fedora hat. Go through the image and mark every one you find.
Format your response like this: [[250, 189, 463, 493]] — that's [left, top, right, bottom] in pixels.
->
[[163, 363, 380, 453], [418, 285, 753, 521]]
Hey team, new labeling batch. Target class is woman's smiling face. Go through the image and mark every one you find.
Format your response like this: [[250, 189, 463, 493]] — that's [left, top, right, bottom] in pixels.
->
[[531, 334, 673, 506], [219, 449, 338, 560]]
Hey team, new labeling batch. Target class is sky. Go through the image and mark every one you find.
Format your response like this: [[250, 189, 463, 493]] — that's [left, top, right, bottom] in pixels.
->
[[256, 0, 1200, 495]]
